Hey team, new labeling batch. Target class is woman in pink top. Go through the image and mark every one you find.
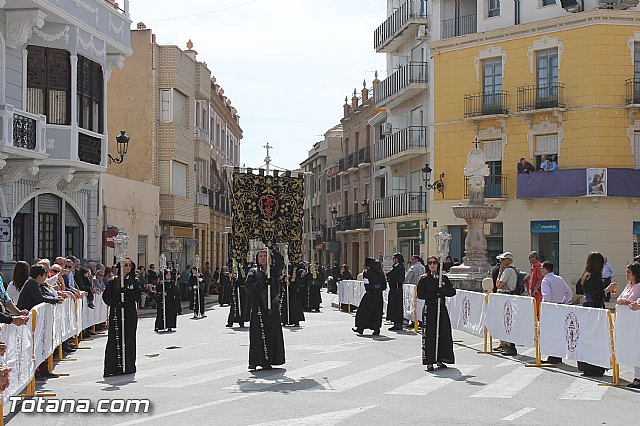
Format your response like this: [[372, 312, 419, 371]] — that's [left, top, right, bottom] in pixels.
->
[[616, 262, 640, 388]]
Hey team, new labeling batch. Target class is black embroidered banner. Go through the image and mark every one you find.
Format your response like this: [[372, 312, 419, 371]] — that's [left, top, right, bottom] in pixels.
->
[[231, 172, 304, 264]]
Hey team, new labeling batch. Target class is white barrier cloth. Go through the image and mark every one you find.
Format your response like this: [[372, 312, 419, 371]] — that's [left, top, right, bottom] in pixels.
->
[[403, 284, 425, 322], [338, 280, 365, 307], [447, 290, 487, 337], [33, 303, 55, 366], [539, 303, 612, 369], [484, 293, 535, 347], [614, 305, 640, 367], [1, 318, 35, 404]]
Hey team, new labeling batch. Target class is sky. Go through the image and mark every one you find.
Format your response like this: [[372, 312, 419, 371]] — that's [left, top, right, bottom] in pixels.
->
[[129, 0, 388, 170]]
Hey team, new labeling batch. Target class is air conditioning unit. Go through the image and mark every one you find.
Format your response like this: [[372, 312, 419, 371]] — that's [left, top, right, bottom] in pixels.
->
[[417, 25, 429, 39], [598, 0, 639, 9], [560, 0, 582, 12], [382, 123, 392, 136]]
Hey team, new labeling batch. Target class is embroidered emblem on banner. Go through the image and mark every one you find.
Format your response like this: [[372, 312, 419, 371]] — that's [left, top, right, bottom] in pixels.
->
[[462, 296, 471, 327], [564, 312, 580, 352], [503, 301, 513, 335]]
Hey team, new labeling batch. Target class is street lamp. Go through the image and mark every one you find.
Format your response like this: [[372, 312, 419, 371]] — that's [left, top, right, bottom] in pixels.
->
[[331, 207, 338, 226], [421, 163, 445, 197], [361, 198, 370, 222], [108, 130, 130, 164]]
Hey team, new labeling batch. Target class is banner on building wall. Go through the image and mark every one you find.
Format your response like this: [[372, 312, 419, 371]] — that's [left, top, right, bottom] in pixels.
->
[[586, 168, 607, 197], [230, 172, 305, 264]]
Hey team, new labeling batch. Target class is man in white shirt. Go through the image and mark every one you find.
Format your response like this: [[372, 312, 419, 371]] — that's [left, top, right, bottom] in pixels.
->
[[540, 260, 572, 364]]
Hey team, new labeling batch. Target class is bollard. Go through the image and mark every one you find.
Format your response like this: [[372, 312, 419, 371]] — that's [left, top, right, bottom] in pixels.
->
[[526, 301, 554, 368]]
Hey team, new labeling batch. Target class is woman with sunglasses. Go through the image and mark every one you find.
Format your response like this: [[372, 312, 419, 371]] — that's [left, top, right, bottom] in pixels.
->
[[418, 255, 456, 371]]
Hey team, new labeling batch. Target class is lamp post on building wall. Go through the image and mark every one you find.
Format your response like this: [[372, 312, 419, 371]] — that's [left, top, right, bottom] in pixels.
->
[[422, 164, 446, 257], [108, 130, 131, 164]]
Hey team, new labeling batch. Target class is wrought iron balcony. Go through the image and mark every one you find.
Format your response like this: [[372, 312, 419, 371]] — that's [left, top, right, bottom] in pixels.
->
[[464, 175, 508, 199], [338, 158, 345, 172], [374, 0, 429, 52], [357, 147, 370, 165], [347, 152, 355, 169], [195, 192, 210, 206], [441, 14, 477, 39], [336, 212, 370, 231], [625, 78, 640, 105], [374, 61, 428, 108], [375, 126, 427, 163], [517, 83, 566, 112], [78, 132, 102, 165], [0, 104, 47, 156], [372, 192, 426, 219], [464, 91, 509, 118]]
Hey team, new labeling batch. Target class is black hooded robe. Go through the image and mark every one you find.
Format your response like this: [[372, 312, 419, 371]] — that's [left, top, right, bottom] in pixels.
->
[[354, 266, 385, 332], [228, 274, 250, 326], [386, 261, 406, 325], [280, 275, 305, 326], [155, 278, 178, 330], [418, 273, 456, 365]]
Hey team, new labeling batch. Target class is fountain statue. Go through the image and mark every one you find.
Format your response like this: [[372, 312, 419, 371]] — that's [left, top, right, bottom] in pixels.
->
[[447, 146, 501, 291]]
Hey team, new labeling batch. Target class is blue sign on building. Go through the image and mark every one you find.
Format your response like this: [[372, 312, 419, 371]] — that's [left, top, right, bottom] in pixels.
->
[[634, 221, 640, 235], [531, 220, 560, 234]]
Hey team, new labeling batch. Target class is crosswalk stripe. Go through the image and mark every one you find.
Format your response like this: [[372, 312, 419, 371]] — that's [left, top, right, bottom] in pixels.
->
[[470, 368, 543, 398], [223, 361, 352, 392], [558, 378, 610, 400], [77, 358, 226, 386], [249, 405, 377, 426], [385, 365, 482, 396], [303, 357, 419, 393], [501, 407, 536, 421], [493, 348, 537, 368], [146, 364, 249, 388]]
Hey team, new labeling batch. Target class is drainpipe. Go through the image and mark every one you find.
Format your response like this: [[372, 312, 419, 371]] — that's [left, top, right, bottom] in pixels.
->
[[514, 0, 521, 25]]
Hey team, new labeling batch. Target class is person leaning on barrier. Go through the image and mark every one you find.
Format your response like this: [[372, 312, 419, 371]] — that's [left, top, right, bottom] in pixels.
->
[[615, 262, 640, 388], [495, 252, 518, 356], [539, 261, 573, 364], [576, 252, 617, 377]]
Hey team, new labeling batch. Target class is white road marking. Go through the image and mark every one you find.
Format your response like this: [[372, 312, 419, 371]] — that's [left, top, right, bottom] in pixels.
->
[[223, 361, 352, 392], [500, 407, 536, 421], [288, 342, 368, 354], [304, 357, 419, 393], [558, 378, 610, 400], [493, 348, 537, 368], [470, 368, 543, 398], [385, 365, 482, 396], [146, 364, 249, 388], [249, 405, 377, 426]]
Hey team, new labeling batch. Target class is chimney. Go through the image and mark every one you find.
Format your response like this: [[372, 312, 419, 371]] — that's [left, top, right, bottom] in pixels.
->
[[343, 96, 350, 117], [361, 79, 369, 102], [351, 89, 358, 109], [184, 39, 197, 60], [136, 22, 146, 30]]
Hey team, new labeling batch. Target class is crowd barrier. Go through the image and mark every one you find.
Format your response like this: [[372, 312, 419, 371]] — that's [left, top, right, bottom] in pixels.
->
[[485, 293, 536, 348], [614, 305, 640, 368], [0, 294, 108, 407], [337, 280, 365, 310], [446, 289, 486, 338]]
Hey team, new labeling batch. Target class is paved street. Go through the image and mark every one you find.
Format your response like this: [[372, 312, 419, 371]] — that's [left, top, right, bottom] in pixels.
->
[[6, 291, 637, 426]]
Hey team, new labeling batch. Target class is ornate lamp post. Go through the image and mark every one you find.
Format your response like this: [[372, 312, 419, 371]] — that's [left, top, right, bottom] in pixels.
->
[[108, 130, 131, 164], [421, 164, 445, 197], [112, 229, 129, 371]]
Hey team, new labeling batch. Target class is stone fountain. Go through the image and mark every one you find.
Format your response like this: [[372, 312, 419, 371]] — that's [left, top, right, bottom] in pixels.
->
[[447, 147, 501, 291]]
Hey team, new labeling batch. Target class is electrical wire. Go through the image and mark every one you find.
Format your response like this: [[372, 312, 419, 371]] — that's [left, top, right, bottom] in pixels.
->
[[147, 0, 258, 23]]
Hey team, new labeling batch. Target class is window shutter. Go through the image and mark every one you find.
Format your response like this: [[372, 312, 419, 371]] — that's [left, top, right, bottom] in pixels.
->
[[160, 89, 171, 122], [171, 161, 187, 197], [137, 235, 147, 254], [634, 132, 640, 169], [159, 160, 170, 194], [535, 134, 558, 155], [483, 139, 503, 162]]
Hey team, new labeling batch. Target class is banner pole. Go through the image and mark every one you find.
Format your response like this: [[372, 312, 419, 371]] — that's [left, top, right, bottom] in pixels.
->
[[600, 310, 625, 387], [526, 300, 554, 367]]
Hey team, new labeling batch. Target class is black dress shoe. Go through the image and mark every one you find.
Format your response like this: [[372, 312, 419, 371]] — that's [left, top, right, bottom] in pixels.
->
[[261, 365, 272, 370], [388, 326, 403, 331], [248, 365, 256, 371], [437, 363, 448, 369], [225, 324, 233, 328], [501, 348, 518, 356], [426, 365, 435, 371], [40, 371, 60, 379], [352, 327, 363, 334]]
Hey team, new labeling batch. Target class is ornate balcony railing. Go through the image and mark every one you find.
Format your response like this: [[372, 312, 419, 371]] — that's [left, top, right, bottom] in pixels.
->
[[464, 175, 508, 199], [372, 192, 426, 219], [358, 147, 370, 165], [374, 0, 428, 51], [464, 91, 509, 118], [338, 158, 345, 172], [517, 83, 566, 111], [375, 126, 427, 162], [12, 113, 37, 150], [0, 104, 47, 155], [78, 132, 102, 165], [347, 153, 355, 169], [625, 78, 640, 105], [336, 212, 370, 231], [441, 14, 477, 39], [374, 61, 428, 107]]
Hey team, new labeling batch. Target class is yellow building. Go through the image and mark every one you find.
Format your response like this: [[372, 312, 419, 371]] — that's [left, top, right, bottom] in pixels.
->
[[428, 7, 640, 282]]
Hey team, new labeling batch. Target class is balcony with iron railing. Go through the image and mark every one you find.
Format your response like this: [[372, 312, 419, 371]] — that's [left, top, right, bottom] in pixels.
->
[[375, 126, 427, 164], [347, 152, 356, 170], [517, 83, 566, 112], [195, 191, 210, 206], [208, 190, 230, 215], [0, 104, 47, 158], [464, 91, 509, 118], [464, 175, 508, 199], [625, 78, 640, 105], [338, 158, 345, 172], [357, 147, 370, 166], [441, 14, 477, 39], [374, 61, 428, 109], [336, 212, 370, 231], [372, 192, 427, 219], [374, 0, 429, 52]]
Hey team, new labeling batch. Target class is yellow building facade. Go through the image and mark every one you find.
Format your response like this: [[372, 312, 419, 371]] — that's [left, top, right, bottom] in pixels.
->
[[428, 10, 640, 282]]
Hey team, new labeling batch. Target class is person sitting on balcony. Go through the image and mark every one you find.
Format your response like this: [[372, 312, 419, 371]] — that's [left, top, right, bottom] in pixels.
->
[[517, 158, 535, 174]]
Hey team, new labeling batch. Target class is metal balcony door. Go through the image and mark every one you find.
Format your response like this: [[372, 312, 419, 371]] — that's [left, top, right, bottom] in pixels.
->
[[410, 107, 424, 147], [536, 49, 559, 108], [482, 59, 502, 114]]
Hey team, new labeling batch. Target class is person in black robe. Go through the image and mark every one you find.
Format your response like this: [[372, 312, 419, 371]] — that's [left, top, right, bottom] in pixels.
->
[[280, 265, 305, 327], [189, 267, 206, 318], [386, 253, 406, 331], [155, 269, 178, 331], [352, 258, 385, 336], [227, 266, 250, 328], [308, 263, 322, 312], [246, 248, 285, 370], [418, 255, 456, 371], [103, 259, 141, 377], [166, 261, 181, 315], [218, 267, 232, 306]]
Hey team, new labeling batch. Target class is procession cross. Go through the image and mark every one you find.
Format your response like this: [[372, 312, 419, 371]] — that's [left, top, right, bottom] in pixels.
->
[[473, 137, 480, 149], [263, 142, 272, 173]]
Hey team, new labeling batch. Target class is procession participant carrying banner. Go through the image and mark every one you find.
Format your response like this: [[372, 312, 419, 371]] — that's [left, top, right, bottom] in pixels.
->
[[539, 302, 611, 369], [614, 305, 640, 367], [1, 318, 35, 404], [484, 293, 535, 347], [447, 289, 487, 338], [33, 303, 55, 366]]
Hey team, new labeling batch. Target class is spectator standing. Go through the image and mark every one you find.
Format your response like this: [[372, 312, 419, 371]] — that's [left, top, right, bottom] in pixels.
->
[[616, 262, 640, 387], [212, 267, 220, 295], [528, 251, 544, 310], [406, 255, 426, 285], [495, 252, 518, 356], [7, 261, 30, 302], [540, 261, 573, 364], [203, 262, 212, 296], [602, 257, 614, 302]]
